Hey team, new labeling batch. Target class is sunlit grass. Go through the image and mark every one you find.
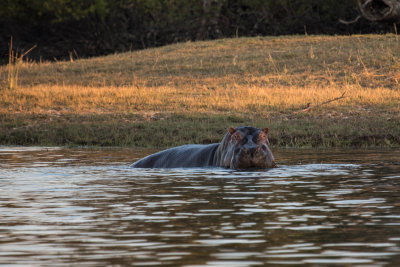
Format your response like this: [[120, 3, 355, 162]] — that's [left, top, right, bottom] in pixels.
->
[[1, 34, 399, 115], [5, 37, 36, 90], [0, 34, 399, 147], [0, 83, 399, 115]]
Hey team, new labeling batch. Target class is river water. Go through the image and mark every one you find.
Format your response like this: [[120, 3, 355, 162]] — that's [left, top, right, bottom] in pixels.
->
[[1, 147, 400, 266]]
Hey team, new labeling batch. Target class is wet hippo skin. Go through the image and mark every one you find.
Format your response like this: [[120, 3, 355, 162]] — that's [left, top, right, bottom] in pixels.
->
[[131, 126, 277, 169]]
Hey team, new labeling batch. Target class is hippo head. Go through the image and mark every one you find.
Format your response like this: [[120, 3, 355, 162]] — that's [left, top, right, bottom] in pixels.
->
[[219, 126, 277, 169]]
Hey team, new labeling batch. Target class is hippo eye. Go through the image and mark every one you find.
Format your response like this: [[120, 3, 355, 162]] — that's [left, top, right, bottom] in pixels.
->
[[232, 132, 242, 142], [258, 132, 268, 143]]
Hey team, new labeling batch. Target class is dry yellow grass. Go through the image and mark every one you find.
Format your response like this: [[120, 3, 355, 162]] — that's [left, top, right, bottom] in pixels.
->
[[1, 34, 399, 116], [1, 34, 400, 147], [0, 84, 398, 116]]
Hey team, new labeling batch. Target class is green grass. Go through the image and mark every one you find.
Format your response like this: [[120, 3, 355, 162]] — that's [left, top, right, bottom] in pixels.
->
[[1, 112, 398, 148]]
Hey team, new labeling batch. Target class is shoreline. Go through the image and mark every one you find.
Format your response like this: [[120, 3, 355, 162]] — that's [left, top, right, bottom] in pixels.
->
[[1, 112, 399, 148]]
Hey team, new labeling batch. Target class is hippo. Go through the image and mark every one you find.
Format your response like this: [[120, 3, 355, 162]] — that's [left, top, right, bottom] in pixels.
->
[[131, 126, 277, 169]]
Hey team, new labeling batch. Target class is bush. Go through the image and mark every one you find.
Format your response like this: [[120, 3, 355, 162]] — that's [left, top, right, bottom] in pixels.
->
[[0, 0, 393, 63]]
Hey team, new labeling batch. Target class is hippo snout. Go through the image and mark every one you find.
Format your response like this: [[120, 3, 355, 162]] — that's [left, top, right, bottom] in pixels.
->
[[242, 146, 258, 157], [231, 144, 276, 169]]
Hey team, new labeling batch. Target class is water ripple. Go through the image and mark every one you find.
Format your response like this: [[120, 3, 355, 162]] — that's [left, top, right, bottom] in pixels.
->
[[1, 147, 400, 266]]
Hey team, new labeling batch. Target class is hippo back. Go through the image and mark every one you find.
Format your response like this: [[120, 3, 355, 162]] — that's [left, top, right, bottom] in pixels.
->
[[131, 144, 220, 168]]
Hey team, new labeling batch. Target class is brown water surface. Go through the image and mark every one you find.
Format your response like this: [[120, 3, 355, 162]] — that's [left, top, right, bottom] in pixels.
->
[[0, 147, 400, 266]]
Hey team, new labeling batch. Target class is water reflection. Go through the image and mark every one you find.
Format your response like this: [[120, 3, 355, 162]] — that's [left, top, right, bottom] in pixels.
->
[[0, 147, 400, 266]]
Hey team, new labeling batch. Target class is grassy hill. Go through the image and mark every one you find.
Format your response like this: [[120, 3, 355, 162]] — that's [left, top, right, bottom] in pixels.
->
[[1, 35, 399, 147]]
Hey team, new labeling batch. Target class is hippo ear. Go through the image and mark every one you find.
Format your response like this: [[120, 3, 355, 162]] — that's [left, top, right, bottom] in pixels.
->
[[229, 127, 236, 135], [263, 128, 269, 135]]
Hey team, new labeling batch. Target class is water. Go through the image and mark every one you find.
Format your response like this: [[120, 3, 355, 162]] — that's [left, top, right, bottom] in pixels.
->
[[1, 147, 400, 266]]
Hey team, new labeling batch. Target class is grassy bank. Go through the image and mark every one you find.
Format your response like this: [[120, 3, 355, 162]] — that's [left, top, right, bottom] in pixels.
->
[[1, 35, 399, 147]]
